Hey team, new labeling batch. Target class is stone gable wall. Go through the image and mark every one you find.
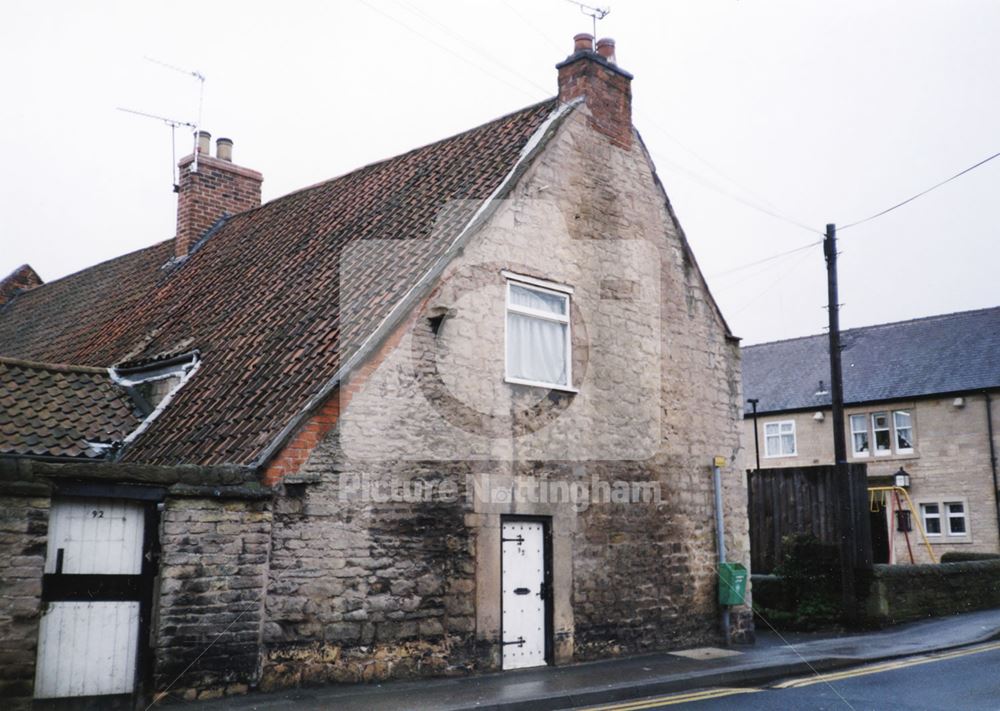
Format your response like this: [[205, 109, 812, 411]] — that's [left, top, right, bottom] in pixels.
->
[[263, 105, 749, 686]]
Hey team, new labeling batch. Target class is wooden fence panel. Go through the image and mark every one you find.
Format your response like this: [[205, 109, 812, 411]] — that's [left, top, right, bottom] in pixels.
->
[[748, 464, 870, 573]]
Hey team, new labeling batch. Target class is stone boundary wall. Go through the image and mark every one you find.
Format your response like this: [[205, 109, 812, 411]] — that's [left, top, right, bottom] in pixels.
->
[[865, 560, 1000, 625], [753, 561, 1000, 628]]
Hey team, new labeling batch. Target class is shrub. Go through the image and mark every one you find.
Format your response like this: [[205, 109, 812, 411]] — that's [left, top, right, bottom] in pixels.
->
[[752, 534, 843, 630]]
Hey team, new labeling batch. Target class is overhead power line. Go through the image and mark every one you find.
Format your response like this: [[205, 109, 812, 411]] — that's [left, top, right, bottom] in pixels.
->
[[729, 247, 816, 317], [498, 0, 564, 53], [652, 150, 822, 236], [357, 0, 547, 102], [390, 0, 552, 96], [840, 149, 1000, 231], [710, 239, 823, 280], [636, 115, 815, 232], [365, 0, 818, 241], [508, 0, 819, 237]]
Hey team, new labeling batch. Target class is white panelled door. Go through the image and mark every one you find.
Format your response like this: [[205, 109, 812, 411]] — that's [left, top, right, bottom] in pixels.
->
[[35, 498, 146, 699], [501, 520, 548, 670]]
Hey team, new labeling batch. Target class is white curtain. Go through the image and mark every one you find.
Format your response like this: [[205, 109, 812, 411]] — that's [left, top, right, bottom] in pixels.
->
[[509, 284, 566, 315], [507, 313, 567, 386]]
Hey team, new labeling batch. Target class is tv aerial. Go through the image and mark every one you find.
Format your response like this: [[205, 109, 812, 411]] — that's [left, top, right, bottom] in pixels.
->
[[565, 0, 610, 39], [117, 57, 206, 191]]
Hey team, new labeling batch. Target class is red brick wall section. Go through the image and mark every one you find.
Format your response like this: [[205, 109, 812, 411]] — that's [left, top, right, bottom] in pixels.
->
[[175, 154, 263, 259], [263, 396, 341, 486], [557, 54, 633, 150], [0, 264, 42, 307], [262, 306, 425, 486]]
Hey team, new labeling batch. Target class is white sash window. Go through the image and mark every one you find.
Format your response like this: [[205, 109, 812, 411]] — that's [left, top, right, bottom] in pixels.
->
[[504, 275, 572, 390]]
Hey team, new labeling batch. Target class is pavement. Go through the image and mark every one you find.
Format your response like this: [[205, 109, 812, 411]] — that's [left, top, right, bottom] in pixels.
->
[[186, 608, 1000, 711]]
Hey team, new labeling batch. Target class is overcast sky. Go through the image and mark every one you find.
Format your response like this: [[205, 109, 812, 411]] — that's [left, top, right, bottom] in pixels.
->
[[2, 1, 997, 345]]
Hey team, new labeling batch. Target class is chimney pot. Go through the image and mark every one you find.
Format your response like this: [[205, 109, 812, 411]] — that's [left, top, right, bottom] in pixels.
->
[[216, 137, 233, 162], [556, 34, 633, 149], [175, 136, 262, 259], [573, 33, 594, 53], [596, 37, 616, 63]]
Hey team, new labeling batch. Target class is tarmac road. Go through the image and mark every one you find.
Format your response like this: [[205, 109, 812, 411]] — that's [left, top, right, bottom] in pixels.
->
[[578, 640, 1000, 711]]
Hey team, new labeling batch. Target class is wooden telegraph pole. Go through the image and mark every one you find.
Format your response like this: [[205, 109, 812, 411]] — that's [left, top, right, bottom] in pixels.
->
[[824, 223, 860, 623]]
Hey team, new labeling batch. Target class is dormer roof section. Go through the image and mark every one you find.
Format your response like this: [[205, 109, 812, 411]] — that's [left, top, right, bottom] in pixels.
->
[[0, 357, 143, 460]]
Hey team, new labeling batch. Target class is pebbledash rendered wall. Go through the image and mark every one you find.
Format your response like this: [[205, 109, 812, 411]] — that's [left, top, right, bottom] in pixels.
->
[[259, 105, 751, 688], [742, 394, 1000, 564]]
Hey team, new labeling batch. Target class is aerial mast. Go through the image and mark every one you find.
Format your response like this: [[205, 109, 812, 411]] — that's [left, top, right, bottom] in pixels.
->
[[118, 57, 206, 191], [565, 0, 611, 40]]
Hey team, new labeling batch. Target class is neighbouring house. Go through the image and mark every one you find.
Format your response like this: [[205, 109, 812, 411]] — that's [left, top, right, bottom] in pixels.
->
[[0, 35, 750, 708], [742, 307, 1000, 566]]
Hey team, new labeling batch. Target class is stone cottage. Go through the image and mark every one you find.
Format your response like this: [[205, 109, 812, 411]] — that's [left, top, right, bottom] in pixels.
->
[[742, 307, 1000, 565], [0, 35, 750, 707]]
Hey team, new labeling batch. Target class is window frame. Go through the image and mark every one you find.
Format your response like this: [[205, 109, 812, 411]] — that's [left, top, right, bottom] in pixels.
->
[[847, 407, 917, 459], [763, 420, 797, 458], [920, 502, 942, 537], [917, 498, 971, 541], [893, 410, 914, 454], [945, 501, 967, 536], [871, 411, 892, 457], [850, 413, 870, 458], [502, 273, 576, 392]]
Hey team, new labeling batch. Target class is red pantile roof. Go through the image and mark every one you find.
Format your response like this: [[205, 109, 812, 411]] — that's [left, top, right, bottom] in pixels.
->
[[0, 242, 174, 365], [0, 99, 558, 466], [0, 358, 142, 459]]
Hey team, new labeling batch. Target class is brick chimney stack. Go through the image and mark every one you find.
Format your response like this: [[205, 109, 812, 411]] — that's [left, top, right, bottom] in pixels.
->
[[175, 132, 263, 259], [556, 33, 633, 149]]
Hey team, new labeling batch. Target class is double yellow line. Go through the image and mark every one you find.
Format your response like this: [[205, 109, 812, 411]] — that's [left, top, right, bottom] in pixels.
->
[[581, 687, 759, 710], [774, 640, 1000, 689], [582, 641, 1000, 709]]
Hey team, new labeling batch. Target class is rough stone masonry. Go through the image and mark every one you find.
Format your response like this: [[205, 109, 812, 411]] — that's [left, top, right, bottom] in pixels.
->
[[257, 102, 752, 689], [0, 40, 751, 706]]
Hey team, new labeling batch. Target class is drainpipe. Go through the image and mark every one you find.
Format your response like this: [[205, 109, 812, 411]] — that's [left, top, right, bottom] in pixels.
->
[[747, 399, 761, 472], [713, 456, 731, 646], [986, 392, 1000, 549]]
